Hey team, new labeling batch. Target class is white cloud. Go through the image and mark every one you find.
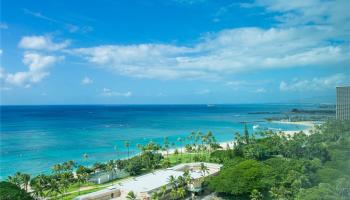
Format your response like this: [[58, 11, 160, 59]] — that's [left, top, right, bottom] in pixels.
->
[[23, 8, 93, 33], [4, 52, 63, 87], [19, 36, 70, 51], [254, 88, 267, 93], [255, 1, 350, 27], [279, 73, 348, 92], [81, 77, 93, 85], [100, 88, 132, 97], [0, 67, 5, 80], [0, 23, 8, 29], [70, 25, 349, 80], [195, 89, 211, 95]]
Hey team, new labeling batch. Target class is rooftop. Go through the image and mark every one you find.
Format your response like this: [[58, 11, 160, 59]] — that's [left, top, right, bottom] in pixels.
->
[[75, 162, 222, 199], [117, 162, 221, 193]]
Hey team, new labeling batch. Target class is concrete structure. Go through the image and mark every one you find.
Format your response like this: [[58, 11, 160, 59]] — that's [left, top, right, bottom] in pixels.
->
[[336, 86, 350, 120], [74, 162, 222, 200], [89, 169, 129, 184]]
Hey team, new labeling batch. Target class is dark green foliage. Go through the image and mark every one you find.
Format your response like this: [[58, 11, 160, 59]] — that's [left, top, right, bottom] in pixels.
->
[[0, 181, 34, 200], [207, 120, 350, 199], [76, 165, 94, 175], [125, 158, 144, 175], [208, 159, 268, 196], [210, 150, 235, 163]]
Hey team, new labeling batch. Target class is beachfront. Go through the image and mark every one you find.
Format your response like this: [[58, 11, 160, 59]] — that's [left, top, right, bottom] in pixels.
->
[[4, 119, 350, 200]]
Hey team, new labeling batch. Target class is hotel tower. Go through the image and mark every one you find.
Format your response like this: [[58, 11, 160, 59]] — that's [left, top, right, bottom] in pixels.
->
[[336, 86, 350, 120]]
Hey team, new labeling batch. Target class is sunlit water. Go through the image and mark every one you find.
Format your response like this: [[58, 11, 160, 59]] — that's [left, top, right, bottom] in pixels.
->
[[0, 104, 313, 178]]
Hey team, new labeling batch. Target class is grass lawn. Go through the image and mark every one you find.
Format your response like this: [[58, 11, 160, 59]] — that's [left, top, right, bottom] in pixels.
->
[[166, 152, 210, 165], [59, 188, 102, 200]]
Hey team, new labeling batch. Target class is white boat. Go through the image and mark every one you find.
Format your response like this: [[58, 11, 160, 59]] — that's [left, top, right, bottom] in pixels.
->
[[253, 124, 260, 130]]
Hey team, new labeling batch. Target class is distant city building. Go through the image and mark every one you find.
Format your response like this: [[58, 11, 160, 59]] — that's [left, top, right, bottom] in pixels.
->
[[336, 86, 350, 120]]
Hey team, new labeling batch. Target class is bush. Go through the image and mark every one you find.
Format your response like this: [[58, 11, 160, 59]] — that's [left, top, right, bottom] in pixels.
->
[[208, 159, 268, 196], [0, 181, 34, 200]]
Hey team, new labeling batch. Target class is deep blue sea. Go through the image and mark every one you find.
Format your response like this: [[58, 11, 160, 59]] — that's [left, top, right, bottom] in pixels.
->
[[0, 104, 314, 179]]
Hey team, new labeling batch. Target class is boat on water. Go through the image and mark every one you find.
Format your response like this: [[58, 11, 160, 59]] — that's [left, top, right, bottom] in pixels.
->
[[253, 124, 260, 130]]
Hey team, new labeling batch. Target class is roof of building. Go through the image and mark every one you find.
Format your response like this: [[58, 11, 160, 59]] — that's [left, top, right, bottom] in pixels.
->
[[117, 162, 221, 193], [75, 162, 222, 199]]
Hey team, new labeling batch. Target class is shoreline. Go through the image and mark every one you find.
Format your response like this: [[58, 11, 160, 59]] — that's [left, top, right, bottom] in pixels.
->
[[272, 120, 316, 136], [162, 120, 317, 155], [1, 120, 317, 178]]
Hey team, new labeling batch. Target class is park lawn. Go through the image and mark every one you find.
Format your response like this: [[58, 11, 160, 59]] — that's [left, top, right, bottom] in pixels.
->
[[167, 152, 210, 165], [66, 182, 96, 192], [60, 187, 102, 200]]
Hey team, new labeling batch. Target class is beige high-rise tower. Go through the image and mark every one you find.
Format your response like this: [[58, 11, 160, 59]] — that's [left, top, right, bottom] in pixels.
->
[[336, 86, 350, 120]]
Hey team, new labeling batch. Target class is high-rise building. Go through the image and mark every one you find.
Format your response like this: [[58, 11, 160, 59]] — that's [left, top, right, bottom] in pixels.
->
[[336, 86, 350, 120]]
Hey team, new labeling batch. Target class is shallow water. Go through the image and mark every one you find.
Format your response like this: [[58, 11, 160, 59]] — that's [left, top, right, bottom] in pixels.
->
[[0, 104, 312, 178]]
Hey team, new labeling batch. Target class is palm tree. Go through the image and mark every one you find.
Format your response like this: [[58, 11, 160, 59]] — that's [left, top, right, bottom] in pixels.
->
[[177, 137, 183, 161], [30, 174, 48, 199], [106, 160, 116, 183], [8, 172, 31, 191], [160, 185, 167, 198], [76, 172, 88, 195], [201, 135, 208, 160], [52, 164, 63, 175], [47, 177, 62, 198], [177, 176, 186, 188], [21, 173, 31, 192], [63, 160, 76, 172], [243, 123, 250, 144], [183, 169, 192, 185], [8, 172, 22, 187], [151, 191, 159, 200], [83, 153, 89, 166], [200, 163, 209, 177], [164, 137, 170, 156], [196, 131, 203, 158], [190, 131, 196, 161], [168, 175, 177, 189], [177, 187, 186, 199], [114, 145, 119, 157], [170, 188, 178, 200], [60, 171, 73, 197], [125, 141, 130, 159], [126, 191, 137, 200], [250, 189, 263, 200], [185, 144, 192, 162], [161, 158, 171, 168]]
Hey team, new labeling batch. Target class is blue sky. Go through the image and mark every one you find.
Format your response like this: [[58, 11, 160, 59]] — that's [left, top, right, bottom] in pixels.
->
[[1, 0, 349, 105]]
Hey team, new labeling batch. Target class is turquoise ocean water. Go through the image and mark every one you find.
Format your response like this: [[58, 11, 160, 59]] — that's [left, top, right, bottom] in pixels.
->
[[0, 104, 313, 179]]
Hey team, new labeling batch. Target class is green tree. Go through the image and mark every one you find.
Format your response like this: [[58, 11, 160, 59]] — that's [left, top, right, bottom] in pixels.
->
[[200, 163, 209, 177], [160, 185, 167, 198], [0, 181, 34, 200], [151, 191, 159, 200], [126, 191, 137, 200], [106, 160, 117, 183], [125, 141, 130, 158], [208, 159, 267, 196], [177, 187, 186, 199], [250, 189, 263, 200]]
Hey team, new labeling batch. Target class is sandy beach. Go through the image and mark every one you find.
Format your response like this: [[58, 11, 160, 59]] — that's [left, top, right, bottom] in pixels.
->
[[272, 120, 316, 136], [161, 121, 317, 155]]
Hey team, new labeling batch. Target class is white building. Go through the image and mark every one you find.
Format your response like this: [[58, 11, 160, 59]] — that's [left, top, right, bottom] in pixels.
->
[[336, 86, 350, 120], [74, 162, 222, 200]]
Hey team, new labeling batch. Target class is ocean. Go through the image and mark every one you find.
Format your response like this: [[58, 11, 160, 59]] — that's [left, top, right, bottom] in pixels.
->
[[0, 104, 313, 179]]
